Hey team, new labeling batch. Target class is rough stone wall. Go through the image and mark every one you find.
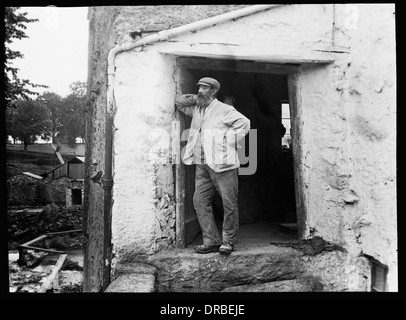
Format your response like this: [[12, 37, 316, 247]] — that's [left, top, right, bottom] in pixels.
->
[[295, 4, 396, 290], [8, 204, 83, 250], [341, 4, 396, 290], [301, 251, 371, 292], [85, 6, 122, 292], [45, 176, 70, 205], [113, 5, 249, 44], [7, 175, 72, 206], [112, 50, 177, 259], [7, 175, 40, 206]]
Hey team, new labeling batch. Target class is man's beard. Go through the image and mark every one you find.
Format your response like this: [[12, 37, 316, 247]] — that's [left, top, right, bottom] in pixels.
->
[[196, 93, 211, 107]]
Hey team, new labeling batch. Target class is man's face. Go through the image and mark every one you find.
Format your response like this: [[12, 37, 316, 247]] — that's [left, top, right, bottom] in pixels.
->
[[197, 85, 215, 107]]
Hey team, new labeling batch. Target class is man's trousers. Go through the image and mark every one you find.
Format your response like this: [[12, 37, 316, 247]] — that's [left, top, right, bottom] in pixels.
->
[[193, 164, 239, 246]]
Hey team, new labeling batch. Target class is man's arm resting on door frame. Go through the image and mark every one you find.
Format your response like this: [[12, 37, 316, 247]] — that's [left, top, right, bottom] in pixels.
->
[[175, 94, 197, 117]]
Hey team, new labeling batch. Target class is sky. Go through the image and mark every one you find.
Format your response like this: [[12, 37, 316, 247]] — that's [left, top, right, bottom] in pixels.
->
[[9, 6, 89, 98]]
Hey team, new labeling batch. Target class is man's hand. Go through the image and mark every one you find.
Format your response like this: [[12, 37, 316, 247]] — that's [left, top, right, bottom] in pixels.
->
[[175, 94, 198, 117], [175, 94, 198, 107]]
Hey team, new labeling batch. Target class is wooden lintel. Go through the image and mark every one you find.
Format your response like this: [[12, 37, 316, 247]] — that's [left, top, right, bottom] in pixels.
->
[[177, 56, 300, 75], [159, 41, 336, 66]]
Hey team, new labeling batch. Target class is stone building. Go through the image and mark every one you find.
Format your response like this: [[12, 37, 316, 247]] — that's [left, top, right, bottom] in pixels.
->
[[46, 157, 85, 206], [84, 4, 397, 292]]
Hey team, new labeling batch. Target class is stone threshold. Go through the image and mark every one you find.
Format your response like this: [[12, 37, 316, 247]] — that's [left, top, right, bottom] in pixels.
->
[[105, 243, 322, 292]]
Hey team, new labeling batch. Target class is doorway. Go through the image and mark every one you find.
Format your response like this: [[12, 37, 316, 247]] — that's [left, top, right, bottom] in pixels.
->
[[175, 57, 301, 246], [71, 188, 82, 205]]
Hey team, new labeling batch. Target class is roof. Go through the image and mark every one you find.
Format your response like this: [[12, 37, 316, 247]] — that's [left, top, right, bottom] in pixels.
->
[[68, 156, 85, 163], [22, 172, 43, 180], [46, 156, 85, 177]]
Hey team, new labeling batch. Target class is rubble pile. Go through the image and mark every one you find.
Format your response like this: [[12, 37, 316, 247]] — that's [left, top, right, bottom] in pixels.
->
[[8, 204, 83, 250], [9, 251, 83, 293], [7, 175, 42, 206], [8, 203, 84, 294]]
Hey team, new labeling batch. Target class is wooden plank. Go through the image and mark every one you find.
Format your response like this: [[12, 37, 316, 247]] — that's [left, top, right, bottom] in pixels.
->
[[287, 73, 307, 239], [55, 152, 64, 165], [172, 120, 180, 165], [184, 164, 199, 245], [181, 68, 201, 246], [20, 234, 48, 247], [160, 42, 336, 65], [70, 164, 77, 178], [175, 115, 186, 248], [38, 253, 68, 293], [46, 229, 83, 236], [20, 245, 67, 254]]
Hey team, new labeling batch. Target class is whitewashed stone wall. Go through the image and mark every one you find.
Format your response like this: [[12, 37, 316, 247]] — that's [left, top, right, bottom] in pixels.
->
[[112, 51, 177, 260], [294, 4, 396, 290], [109, 4, 396, 290]]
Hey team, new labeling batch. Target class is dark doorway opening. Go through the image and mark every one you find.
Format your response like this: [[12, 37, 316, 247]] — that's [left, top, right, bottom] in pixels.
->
[[71, 188, 82, 205], [177, 58, 299, 246]]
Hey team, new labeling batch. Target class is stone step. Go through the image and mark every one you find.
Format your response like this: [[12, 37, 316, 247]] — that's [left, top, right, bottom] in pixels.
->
[[136, 244, 306, 292], [105, 262, 157, 293], [221, 276, 323, 292], [105, 236, 350, 292]]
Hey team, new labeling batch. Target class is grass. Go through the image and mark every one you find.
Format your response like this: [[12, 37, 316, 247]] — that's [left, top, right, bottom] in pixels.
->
[[6, 153, 60, 178]]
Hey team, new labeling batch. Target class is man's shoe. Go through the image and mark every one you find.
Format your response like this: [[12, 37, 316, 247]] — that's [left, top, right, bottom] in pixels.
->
[[194, 244, 220, 254], [219, 242, 234, 255]]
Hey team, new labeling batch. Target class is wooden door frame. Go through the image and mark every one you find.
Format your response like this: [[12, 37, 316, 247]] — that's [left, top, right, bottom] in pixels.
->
[[174, 111, 186, 248], [174, 63, 200, 248], [287, 73, 307, 239], [174, 56, 309, 244]]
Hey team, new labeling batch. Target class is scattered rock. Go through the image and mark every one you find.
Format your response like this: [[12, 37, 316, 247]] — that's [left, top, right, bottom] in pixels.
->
[[57, 271, 83, 293], [105, 273, 155, 293], [62, 258, 83, 271]]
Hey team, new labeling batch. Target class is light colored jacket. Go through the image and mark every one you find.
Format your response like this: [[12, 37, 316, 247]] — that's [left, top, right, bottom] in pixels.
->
[[175, 94, 250, 172]]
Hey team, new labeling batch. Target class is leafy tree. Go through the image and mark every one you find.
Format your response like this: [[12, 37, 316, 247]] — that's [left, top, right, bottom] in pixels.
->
[[6, 99, 52, 150], [4, 7, 48, 108], [39, 92, 64, 143], [69, 81, 87, 98], [6, 82, 87, 149], [37, 83, 87, 146], [58, 81, 87, 146]]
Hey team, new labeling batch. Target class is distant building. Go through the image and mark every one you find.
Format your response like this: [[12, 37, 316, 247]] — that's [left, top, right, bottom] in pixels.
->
[[46, 156, 85, 207], [8, 157, 85, 207], [47, 156, 85, 180]]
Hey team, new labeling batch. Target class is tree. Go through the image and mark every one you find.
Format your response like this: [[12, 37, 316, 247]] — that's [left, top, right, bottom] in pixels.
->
[[38, 83, 87, 146], [39, 92, 64, 143], [69, 81, 87, 98], [58, 82, 87, 145], [6, 99, 52, 150], [4, 7, 48, 109]]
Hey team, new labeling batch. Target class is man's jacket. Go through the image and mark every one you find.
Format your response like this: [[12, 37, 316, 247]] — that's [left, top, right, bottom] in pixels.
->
[[175, 94, 250, 173]]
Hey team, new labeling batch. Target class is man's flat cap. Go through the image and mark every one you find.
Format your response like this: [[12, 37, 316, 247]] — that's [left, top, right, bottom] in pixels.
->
[[196, 77, 221, 91]]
